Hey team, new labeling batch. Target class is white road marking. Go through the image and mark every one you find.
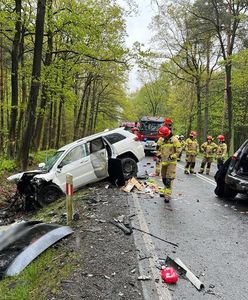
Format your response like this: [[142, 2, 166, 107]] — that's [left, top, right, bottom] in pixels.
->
[[132, 193, 172, 300], [177, 164, 216, 186]]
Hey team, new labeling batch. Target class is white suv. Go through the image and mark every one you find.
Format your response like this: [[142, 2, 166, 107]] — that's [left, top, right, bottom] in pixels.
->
[[8, 128, 145, 207]]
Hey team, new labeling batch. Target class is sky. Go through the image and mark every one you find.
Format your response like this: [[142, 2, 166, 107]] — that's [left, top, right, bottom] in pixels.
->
[[119, 1, 157, 92]]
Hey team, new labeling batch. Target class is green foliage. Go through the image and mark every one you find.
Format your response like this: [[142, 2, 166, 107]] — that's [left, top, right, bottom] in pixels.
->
[[0, 247, 74, 300], [32, 149, 57, 164], [0, 158, 17, 173]]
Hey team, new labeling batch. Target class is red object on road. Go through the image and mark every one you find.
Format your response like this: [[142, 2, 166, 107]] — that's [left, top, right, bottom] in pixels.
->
[[161, 267, 179, 284]]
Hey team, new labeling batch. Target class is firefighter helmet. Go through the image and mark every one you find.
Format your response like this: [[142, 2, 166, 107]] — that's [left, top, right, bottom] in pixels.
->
[[164, 118, 173, 125], [217, 134, 225, 141], [207, 135, 213, 140], [190, 131, 197, 137], [158, 126, 171, 138]]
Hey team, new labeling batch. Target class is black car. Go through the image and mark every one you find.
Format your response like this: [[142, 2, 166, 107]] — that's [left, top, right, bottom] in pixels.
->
[[214, 140, 248, 198]]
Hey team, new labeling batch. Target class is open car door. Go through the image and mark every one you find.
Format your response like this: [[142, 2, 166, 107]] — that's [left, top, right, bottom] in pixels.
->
[[87, 137, 125, 186]]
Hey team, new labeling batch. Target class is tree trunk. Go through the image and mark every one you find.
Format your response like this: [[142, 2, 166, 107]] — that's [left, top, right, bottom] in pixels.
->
[[16, 30, 27, 152], [82, 83, 92, 137], [196, 79, 202, 144], [87, 78, 97, 134], [0, 33, 4, 154], [34, 0, 53, 150], [55, 96, 63, 149], [8, 0, 22, 158], [203, 38, 210, 140], [74, 74, 92, 139], [19, 0, 47, 170], [225, 63, 234, 155]]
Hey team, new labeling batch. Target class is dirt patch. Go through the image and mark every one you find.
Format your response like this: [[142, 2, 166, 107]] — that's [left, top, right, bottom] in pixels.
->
[[46, 182, 144, 300]]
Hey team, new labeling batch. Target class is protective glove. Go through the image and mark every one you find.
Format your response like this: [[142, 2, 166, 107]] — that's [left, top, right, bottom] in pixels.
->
[[169, 153, 177, 160]]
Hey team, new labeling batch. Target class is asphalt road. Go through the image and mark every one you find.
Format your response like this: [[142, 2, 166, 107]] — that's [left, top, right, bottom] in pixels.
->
[[130, 155, 248, 300]]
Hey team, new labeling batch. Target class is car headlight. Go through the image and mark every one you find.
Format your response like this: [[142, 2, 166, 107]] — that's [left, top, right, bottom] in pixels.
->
[[31, 177, 43, 186]]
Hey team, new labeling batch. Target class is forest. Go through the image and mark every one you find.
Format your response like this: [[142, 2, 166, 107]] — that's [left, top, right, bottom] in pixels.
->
[[0, 0, 248, 170]]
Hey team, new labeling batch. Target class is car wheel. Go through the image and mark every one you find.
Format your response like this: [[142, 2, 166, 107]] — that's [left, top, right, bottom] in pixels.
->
[[121, 157, 138, 180], [37, 184, 63, 207]]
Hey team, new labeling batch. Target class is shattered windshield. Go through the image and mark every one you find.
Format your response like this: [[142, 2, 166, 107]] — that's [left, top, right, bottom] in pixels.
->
[[42, 151, 64, 172]]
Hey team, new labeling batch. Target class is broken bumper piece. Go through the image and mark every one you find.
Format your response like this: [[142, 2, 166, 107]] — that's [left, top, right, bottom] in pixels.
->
[[0, 221, 73, 278]]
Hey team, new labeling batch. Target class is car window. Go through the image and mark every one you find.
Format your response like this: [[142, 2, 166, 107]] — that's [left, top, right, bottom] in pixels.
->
[[104, 133, 126, 144], [89, 138, 105, 153], [61, 144, 87, 166], [43, 151, 65, 171]]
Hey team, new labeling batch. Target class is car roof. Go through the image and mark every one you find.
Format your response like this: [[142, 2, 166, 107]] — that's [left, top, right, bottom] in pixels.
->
[[58, 128, 131, 151]]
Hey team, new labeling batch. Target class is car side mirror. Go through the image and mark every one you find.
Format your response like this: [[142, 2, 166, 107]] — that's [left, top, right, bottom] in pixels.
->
[[58, 161, 65, 169], [38, 162, 45, 169]]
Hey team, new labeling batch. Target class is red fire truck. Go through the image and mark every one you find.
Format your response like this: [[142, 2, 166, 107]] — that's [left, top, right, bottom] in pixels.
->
[[139, 116, 164, 154]]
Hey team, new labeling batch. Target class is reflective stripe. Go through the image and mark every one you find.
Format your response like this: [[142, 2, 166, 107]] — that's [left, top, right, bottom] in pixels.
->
[[161, 161, 177, 166]]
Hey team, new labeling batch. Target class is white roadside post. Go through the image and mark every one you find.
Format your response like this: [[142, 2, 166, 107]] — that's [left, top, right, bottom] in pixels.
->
[[66, 173, 74, 225]]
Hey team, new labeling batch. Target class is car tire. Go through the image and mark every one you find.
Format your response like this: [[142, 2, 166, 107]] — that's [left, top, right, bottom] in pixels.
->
[[37, 184, 64, 207], [121, 157, 138, 180]]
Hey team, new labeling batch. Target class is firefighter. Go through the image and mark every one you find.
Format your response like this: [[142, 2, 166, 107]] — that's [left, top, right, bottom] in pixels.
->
[[198, 136, 218, 175], [177, 135, 185, 161], [131, 127, 142, 141], [164, 118, 173, 133], [155, 118, 174, 176], [155, 135, 164, 176], [184, 131, 199, 174], [216, 135, 227, 169], [157, 126, 181, 202]]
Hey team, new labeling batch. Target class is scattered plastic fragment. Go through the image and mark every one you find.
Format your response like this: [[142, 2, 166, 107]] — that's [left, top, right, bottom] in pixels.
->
[[161, 267, 179, 284]]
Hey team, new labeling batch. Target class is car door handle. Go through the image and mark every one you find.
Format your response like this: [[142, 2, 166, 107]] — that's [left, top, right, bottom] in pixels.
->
[[81, 159, 89, 164]]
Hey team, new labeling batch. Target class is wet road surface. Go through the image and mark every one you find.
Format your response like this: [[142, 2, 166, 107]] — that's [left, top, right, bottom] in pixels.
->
[[130, 155, 248, 300]]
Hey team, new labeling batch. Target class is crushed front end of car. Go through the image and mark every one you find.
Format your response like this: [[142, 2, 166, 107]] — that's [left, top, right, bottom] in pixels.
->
[[7, 171, 46, 210]]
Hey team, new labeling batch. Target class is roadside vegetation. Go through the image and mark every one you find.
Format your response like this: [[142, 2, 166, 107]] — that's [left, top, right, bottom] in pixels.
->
[[130, 0, 248, 151]]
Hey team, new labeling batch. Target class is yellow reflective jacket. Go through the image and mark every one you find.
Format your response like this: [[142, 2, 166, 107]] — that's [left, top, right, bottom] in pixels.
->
[[201, 142, 218, 158], [160, 136, 182, 162], [180, 140, 186, 150], [185, 138, 199, 155], [216, 142, 227, 158]]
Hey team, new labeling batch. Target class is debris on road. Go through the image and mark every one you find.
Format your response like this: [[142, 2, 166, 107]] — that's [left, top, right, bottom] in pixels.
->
[[110, 219, 133, 235], [122, 177, 144, 193], [173, 257, 204, 291], [133, 227, 179, 247], [163, 256, 187, 276], [137, 275, 151, 281], [161, 267, 179, 284]]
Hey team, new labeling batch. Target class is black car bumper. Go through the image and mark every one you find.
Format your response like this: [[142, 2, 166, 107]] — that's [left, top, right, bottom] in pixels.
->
[[226, 174, 248, 193]]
